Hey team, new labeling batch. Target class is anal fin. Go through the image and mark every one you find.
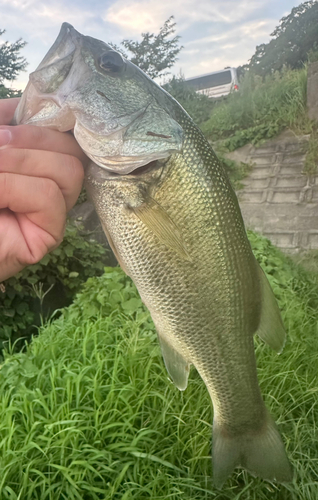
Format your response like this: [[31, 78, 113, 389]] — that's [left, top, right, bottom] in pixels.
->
[[158, 335, 190, 391]]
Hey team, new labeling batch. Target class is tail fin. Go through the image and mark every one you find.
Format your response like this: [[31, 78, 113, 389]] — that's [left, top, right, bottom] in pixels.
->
[[212, 412, 293, 487]]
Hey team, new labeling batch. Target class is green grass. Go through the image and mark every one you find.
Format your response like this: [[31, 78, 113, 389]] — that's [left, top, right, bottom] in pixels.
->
[[0, 234, 318, 498], [292, 250, 318, 279]]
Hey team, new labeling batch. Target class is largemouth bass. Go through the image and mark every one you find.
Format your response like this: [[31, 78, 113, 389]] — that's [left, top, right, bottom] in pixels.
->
[[14, 23, 293, 486]]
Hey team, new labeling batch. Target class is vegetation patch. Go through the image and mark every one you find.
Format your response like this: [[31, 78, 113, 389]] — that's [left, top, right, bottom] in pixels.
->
[[0, 220, 109, 349], [214, 155, 253, 190], [200, 67, 312, 151], [163, 76, 215, 125]]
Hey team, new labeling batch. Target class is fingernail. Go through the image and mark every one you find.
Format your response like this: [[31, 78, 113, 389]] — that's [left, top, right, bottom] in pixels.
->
[[0, 129, 12, 148]]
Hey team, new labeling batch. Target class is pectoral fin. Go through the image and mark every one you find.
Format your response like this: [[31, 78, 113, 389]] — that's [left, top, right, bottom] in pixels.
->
[[158, 335, 190, 391], [256, 264, 286, 353], [129, 199, 191, 261]]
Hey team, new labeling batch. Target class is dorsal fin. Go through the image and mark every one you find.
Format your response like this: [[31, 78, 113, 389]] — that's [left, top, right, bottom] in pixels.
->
[[256, 264, 286, 353]]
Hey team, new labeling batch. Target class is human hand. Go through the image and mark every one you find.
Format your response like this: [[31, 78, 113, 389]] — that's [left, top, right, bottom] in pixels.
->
[[0, 98, 86, 282]]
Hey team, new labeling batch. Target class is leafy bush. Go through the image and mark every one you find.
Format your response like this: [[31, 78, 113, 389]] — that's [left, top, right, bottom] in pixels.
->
[[0, 220, 109, 348], [201, 67, 311, 150], [164, 76, 215, 125], [0, 235, 318, 497], [307, 47, 318, 64], [248, 230, 318, 316]]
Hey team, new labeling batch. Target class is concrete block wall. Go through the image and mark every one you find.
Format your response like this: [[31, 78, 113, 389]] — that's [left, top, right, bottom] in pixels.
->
[[227, 130, 318, 252]]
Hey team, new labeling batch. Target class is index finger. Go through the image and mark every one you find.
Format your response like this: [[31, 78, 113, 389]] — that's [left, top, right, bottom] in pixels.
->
[[0, 98, 20, 125], [0, 98, 88, 165], [1, 124, 88, 165]]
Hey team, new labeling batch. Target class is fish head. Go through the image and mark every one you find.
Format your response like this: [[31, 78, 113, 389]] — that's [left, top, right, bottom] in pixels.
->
[[14, 23, 183, 174]]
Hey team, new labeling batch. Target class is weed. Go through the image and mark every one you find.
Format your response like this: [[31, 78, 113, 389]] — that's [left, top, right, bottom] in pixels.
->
[[200, 67, 312, 151]]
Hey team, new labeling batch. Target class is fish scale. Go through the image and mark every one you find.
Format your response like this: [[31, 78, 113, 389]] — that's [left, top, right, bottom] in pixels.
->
[[86, 115, 281, 467], [14, 22, 293, 487]]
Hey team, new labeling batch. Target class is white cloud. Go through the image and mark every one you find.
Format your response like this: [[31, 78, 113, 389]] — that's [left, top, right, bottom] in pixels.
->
[[104, 0, 268, 35], [0, 0, 96, 45], [102, 0, 274, 80], [176, 18, 276, 78], [105, 0, 166, 33], [184, 19, 273, 48], [0, 0, 34, 8]]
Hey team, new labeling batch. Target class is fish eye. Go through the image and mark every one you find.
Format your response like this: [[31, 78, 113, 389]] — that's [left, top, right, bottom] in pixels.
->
[[99, 51, 125, 73]]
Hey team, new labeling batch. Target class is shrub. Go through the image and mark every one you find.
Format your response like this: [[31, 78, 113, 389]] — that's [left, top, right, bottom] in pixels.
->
[[0, 220, 109, 349], [164, 76, 215, 125]]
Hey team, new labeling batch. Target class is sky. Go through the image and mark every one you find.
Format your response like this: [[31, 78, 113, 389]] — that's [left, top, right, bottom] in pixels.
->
[[0, 0, 303, 90]]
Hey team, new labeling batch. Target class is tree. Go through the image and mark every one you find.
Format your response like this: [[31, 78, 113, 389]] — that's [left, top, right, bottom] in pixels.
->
[[249, 0, 318, 76], [119, 16, 183, 80], [0, 29, 27, 98], [0, 84, 23, 99]]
